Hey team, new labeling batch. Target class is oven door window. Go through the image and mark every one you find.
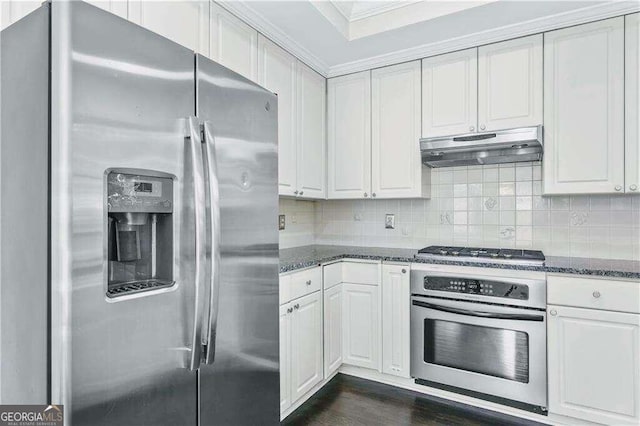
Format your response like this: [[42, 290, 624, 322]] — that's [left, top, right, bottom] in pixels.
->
[[424, 319, 529, 383]]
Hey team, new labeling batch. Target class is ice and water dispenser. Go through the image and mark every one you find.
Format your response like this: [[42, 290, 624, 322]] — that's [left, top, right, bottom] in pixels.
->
[[106, 170, 174, 298]]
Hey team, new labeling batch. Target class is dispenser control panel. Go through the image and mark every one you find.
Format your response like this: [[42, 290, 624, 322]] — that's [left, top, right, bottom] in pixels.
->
[[107, 172, 172, 213]]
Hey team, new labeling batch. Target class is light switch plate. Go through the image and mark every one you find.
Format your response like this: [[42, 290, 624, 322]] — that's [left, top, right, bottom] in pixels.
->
[[385, 214, 395, 229], [278, 215, 285, 230]]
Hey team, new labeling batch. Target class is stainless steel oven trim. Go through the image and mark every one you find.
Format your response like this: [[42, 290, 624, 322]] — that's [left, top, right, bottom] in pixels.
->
[[410, 268, 546, 309], [410, 295, 547, 408], [411, 299, 545, 321]]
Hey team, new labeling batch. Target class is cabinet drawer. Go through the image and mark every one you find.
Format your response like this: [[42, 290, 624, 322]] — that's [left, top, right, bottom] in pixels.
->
[[343, 261, 380, 285], [289, 267, 322, 301], [548, 274, 640, 314], [323, 262, 342, 289]]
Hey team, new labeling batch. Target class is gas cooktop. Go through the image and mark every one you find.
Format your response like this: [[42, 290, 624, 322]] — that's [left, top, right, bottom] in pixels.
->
[[415, 245, 545, 266]]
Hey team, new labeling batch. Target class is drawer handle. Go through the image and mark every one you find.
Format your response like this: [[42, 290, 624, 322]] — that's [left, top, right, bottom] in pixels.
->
[[592, 291, 601, 299], [306, 280, 312, 285], [402, 269, 407, 274], [549, 309, 557, 316], [294, 304, 300, 310], [287, 307, 293, 314]]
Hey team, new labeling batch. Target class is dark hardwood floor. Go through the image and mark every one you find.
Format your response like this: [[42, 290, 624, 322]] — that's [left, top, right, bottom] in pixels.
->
[[282, 374, 543, 426]]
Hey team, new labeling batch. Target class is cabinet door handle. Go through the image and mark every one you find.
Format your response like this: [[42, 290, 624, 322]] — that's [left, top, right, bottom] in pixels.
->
[[592, 291, 601, 299], [294, 190, 299, 195], [630, 184, 638, 191], [469, 126, 475, 132], [401, 269, 407, 274], [615, 185, 622, 191], [299, 191, 304, 196], [372, 193, 377, 198], [306, 280, 312, 285], [287, 307, 293, 313], [549, 309, 557, 316], [364, 192, 368, 198], [480, 124, 486, 131], [294, 304, 300, 310]]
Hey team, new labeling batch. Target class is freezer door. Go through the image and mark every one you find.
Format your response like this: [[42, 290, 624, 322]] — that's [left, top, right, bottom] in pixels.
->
[[196, 55, 280, 425], [50, 3, 198, 425]]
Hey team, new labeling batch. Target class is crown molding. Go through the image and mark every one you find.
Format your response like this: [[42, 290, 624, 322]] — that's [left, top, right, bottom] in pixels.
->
[[327, 0, 640, 77], [216, 1, 331, 76]]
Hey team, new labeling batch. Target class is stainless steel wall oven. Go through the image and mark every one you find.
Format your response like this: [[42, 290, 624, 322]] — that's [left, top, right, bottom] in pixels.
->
[[410, 263, 547, 413]]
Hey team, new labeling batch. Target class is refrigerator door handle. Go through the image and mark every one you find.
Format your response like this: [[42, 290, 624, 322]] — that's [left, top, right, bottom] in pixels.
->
[[187, 116, 207, 370], [202, 120, 221, 365]]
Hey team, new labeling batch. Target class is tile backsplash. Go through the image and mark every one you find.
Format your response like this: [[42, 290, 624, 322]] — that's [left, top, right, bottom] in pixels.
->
[[285, 161, 640, 260]]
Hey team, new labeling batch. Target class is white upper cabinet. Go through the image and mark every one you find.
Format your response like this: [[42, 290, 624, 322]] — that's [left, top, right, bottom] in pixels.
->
[[626, 13, 640, 194], [85, 1, 128, 18], [422, 48, 477, 138], [371, 61, 429, 199], [128, 0, 209, 54], [478, 34, 543, 131], [328, 71, 372, 199], [296, 62, 327, 199], [381, 264, 410, 378], [548, 305, 640, 425], [210, 2, 258, 81], [543, 17, 625, 195], [0, 1, 40, 29], [258, 36, 298, 197]]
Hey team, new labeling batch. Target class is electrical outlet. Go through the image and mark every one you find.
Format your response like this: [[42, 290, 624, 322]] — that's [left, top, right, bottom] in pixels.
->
[[278, 215, 285, 230], [385, 214, 395, 229], [291, 215, 297, 224]]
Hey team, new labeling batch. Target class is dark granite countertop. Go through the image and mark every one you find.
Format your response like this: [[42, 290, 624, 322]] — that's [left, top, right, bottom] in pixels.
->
[[279, 245, 640, 280]]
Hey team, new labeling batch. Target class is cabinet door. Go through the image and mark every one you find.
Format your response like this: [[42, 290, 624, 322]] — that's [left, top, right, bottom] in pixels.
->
[[128, 0, 209, 54], [85, 1, 128, 18], [323, 284, 342, 377], [478, 34, 542, 131], [328, 71, 371, 199], [543, 17, 625, 194], [372, 61, 426, 199], [290, 291, 323, 402], [422, 48, 477, 137], [626, 13, 640, 193], [548, 305, 640, 425], [342, 283, 380, 370], [381, 265, 410, 378], [297, 62, 327, 199], [279, 304, 291, 415], [210, 2, 258, 81], [258, 36, 297, 197], [0, 1, 40, 29]]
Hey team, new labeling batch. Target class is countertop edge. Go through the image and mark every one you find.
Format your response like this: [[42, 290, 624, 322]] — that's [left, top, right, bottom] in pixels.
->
[[279, 250, 640, 280]]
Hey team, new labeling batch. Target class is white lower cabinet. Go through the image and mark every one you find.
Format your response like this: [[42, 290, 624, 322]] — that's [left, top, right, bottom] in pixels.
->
[[342, 282, 380, 370], [548, 305, 640, 425], [323, 283, 342, 377], [381, 264, 410, 378], [279, 304, 292, 414], [280, 290, 323, 416]]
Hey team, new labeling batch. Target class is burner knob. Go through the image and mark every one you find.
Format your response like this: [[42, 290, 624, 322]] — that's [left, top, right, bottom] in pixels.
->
[[451, 251, 460, 256], [471, 252, 478, 257], [439, 250, 448, 255], [504, 253, 512, 258], [490, 253, 499, 258]]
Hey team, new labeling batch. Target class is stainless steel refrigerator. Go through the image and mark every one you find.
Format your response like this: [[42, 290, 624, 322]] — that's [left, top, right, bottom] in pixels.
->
[[0, 2, 279, 425]]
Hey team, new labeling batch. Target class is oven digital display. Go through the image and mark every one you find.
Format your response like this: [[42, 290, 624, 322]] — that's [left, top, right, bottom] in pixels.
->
[[423, 276, 529, 300]]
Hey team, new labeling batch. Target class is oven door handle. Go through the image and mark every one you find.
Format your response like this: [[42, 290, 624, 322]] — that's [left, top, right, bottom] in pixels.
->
[[412, 300, 544, 322]]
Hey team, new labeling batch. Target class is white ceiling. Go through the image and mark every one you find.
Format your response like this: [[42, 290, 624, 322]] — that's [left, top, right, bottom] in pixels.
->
[[229, 1, 638, 76]]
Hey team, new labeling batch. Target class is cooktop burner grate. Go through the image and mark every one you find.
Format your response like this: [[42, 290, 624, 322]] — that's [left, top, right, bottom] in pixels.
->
[[415, 246, 545, 265]]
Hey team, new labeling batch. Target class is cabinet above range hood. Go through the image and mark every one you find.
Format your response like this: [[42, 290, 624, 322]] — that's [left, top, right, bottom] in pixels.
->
[[420, 126, 543, 168]]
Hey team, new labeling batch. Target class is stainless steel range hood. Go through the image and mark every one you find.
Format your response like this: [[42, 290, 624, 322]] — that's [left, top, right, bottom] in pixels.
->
[[420, 126, 543, 168]]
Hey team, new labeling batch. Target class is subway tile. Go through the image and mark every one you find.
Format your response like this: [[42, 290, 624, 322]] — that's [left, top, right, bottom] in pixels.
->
[[499, 182, 515, 196], [499, 167, 515, 182], [454, 198, 468, 211], [483, 183, 499, 196], [516, 196, 532, 211], [499, 196, 516, 210], [453, 168, 468, 184], [468, 183, 483, 197], [453, 184, 468, 198], [483, 168, 499, 182], [515, 166, 532, 181]]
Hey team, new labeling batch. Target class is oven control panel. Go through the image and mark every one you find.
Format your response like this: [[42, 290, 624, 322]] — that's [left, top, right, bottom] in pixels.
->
[[423, 276, 529, 300]]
